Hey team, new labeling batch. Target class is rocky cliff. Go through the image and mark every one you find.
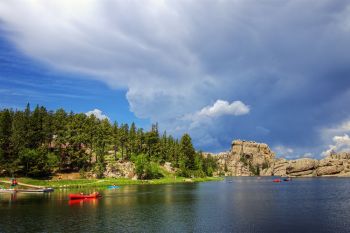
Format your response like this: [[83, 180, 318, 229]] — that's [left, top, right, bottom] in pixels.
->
[[217, 140, 275, 176], [217, 140, 350, 177]]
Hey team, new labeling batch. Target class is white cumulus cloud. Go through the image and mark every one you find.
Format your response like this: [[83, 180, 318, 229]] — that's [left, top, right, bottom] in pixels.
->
[[322, 134, 350, 157], [86, 109, 110, 121], [197, 100, 250, 118], [321, 119, 350, 140], [320, 119, 350, 156], [183, 100, 249, 130]]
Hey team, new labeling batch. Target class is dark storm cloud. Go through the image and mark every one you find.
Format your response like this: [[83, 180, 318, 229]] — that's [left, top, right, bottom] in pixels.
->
[[1, 0, 350, 156]]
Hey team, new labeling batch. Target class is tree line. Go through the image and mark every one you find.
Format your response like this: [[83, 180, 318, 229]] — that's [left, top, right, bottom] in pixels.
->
[[0, 104, 217, 178]]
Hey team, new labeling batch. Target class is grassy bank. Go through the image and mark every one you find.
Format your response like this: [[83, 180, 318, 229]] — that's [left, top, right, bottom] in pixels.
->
[[0, 176, 222, 189]]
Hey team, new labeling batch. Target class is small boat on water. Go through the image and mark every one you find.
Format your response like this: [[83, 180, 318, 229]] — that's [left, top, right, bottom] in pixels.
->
[[283, 178, 291, 182], [107, 185, 120, 189], [273, 179, 282, 183], [69, 192, 101, 200], [68, 198, 98, 205]]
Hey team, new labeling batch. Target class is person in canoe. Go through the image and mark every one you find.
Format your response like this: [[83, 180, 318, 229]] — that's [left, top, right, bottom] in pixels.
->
[[92, 191, 100, 196]]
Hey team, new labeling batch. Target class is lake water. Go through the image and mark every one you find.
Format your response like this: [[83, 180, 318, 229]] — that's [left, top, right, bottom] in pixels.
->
[[1, 177, 350, 233]]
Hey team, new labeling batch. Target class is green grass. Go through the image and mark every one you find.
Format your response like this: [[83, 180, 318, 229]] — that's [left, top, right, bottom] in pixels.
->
[[0, 176, 222, 189]]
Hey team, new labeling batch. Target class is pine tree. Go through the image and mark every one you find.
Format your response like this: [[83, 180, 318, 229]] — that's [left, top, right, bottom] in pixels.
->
[[0, 109, 13, 173], [0, 104, 213, 178], [112, 121, 119, 160], [179, 133, 196, 171]]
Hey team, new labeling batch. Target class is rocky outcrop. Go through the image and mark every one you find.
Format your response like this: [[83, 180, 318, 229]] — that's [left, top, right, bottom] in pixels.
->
[[315, 153, 350, 176], [217, 139, 350, 177], [217, 140, 275, 176], [286, 158, 318, 176], [104, 161, 136, 179], [162, 162, 177, 174], [316, 165, 344, 176], [265, 155, 349, 177]]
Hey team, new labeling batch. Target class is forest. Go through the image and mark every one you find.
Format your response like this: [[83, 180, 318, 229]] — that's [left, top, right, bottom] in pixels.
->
[[0, 104, 217, 179]]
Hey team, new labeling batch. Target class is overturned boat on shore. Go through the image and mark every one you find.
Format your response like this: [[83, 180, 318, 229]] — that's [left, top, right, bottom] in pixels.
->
[[0, 188, 54, 193]]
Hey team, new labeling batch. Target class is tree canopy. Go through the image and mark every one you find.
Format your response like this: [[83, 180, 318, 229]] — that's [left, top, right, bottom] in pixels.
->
[[0, 104, 217, 178]]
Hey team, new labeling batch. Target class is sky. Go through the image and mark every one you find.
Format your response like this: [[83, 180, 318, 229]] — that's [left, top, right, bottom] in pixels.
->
[[1, 0, 350, 158]]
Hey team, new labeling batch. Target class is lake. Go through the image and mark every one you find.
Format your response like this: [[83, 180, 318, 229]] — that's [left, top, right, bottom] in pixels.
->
[[1, 177, 350, 233]]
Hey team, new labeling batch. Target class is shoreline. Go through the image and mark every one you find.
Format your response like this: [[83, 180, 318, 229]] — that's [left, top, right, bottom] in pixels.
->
[[0, 176, 223, 189]]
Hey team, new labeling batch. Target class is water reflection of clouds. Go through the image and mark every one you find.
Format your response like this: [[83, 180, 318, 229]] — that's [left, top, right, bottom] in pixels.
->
[[3, 179, 350, 232]]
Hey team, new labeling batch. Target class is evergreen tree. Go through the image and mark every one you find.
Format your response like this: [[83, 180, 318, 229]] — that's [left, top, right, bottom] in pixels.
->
[[0, 104, 215, 178], [112, 121, 119, 160], [0, 109, 12, 169]]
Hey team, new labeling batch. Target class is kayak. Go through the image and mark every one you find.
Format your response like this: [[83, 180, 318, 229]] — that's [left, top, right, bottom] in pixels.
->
[[273, 179, 281, 183], [283, 178, 291, 182], [69, 193, 101, 200], [107, 185, 120, 189]]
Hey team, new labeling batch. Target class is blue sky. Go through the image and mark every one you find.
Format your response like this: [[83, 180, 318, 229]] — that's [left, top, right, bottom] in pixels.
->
[[1, 1, 350, 158], [0, 35, 149, 127]]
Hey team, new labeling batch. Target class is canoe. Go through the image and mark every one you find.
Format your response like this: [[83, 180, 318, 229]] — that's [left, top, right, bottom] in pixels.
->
[[68, 198, 98, 205], [273, 179, 281, 183], [69, 193, 101, 200]]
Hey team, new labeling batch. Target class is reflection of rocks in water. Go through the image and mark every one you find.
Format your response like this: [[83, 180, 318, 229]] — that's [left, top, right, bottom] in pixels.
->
[[217, 139, 350, 177]]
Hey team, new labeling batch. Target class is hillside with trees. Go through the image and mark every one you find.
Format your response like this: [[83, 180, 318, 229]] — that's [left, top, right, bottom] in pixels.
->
[[0, 104, 217, 179]]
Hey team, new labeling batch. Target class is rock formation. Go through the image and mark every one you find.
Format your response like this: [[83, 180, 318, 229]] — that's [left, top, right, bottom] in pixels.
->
[[104, 160, 136, 179], [217, 140, 350, 177], [217, 140, 275, 176]]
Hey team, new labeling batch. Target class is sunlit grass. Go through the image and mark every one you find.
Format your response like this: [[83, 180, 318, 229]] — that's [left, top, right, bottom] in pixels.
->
[[0, 176, 222, 189]]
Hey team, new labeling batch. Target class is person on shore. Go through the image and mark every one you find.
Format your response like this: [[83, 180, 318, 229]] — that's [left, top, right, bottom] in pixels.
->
[[11, 178, 18, 188]]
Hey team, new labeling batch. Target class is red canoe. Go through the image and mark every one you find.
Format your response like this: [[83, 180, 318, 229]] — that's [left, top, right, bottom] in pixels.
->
[[273, 179, 281, 183], [69, 192, 101, 200]]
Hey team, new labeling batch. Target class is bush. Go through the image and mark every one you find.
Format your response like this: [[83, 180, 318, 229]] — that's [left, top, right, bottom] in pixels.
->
[[176, 168, 205, 178], [135, 154, 163, 179], [239, 156, 248, 166], [19, 148, 56, 177], [93, 161, 105, 178], [262, 161, 269, 170]]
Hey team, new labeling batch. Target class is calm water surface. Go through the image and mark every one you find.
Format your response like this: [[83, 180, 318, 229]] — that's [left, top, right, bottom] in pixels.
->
[[1, 177, 350, 233]]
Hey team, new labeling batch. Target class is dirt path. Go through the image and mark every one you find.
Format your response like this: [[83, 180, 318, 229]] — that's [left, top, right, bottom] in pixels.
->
[[0, 180, 45, 189]]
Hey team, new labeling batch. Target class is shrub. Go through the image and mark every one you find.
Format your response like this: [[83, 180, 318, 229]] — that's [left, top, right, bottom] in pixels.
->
[[19, 148, 57, 177], [135, 154, 163, 179], [93, 161, 105, 178]]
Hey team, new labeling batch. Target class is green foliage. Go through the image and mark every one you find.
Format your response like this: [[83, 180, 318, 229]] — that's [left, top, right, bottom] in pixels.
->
[[135, 154, 163, 179], [239, 156, 248, 165], [93, 161, 105, 179], [179, 134, 196, 171], [240, 155, 260, 176], [262, 161, 269, 170], [19, 148, 57, 177], [248, 162, 260, 176], [202, 154, 218, 176], [0, 104, 215, 179]]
